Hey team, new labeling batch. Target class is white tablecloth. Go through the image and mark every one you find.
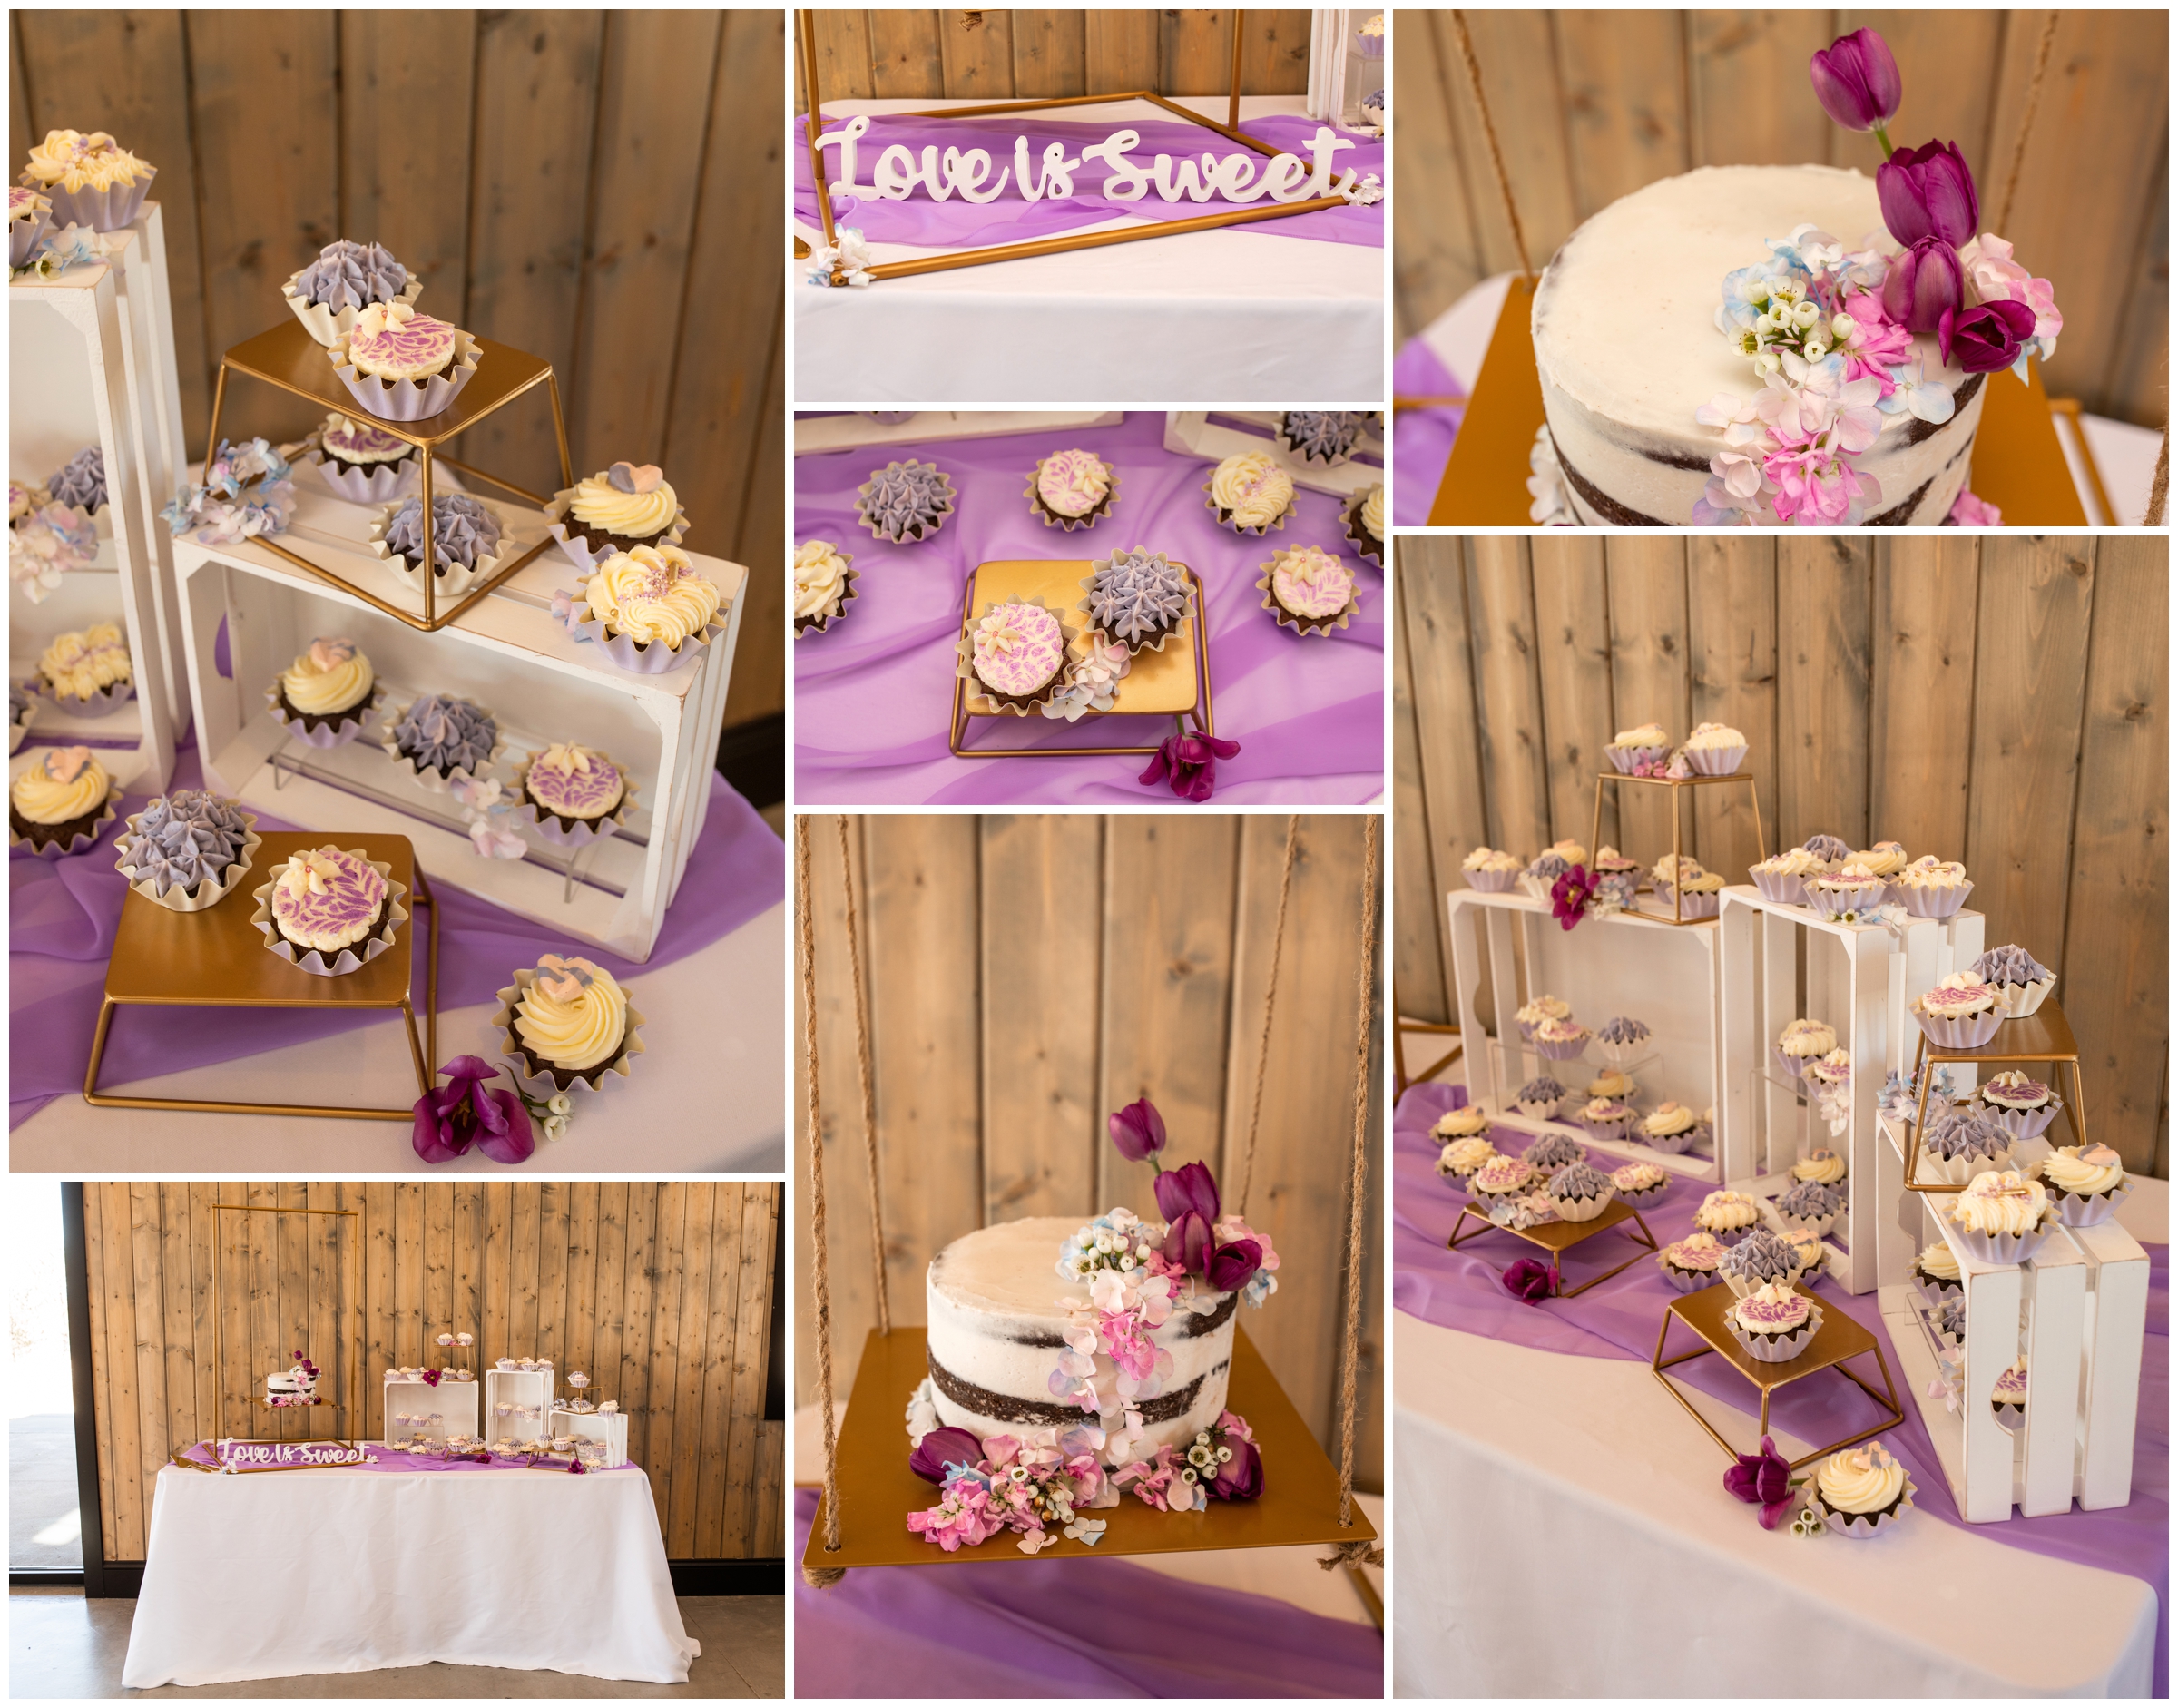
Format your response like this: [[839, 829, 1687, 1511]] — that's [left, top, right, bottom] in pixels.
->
[[794, 97, 1385, 404], [122, 1459, 697, 1687], [10, 901, 785, 1173]]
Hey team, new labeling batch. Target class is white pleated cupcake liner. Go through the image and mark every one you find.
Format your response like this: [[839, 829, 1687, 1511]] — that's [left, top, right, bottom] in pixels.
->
[[1683, 742, 1747, 777], [1980, 1100, 2059, 1143], [1722, 1265, 1804, 1301], [1254, 564, 1359, 640], [1200, 480, 1294, 536], [367, 504, 500, 601], [1898, 880, 1973, 918], [856, 465, 956, 545], [266, 681, 385, 750], [282, 270, 425, 348], [250, 856, 407, 977], [1341, 504, 1382, 567], [1751, 868, 1810, 906], [1701, 1220, 1761, 1247], [1990, 975, 2057, 1018], [1914, 1006, 2002, 1051], [330, 329, 480, 421], [1814, 1484, 1914, 1539], [306, 447, 417, 505], [1771, 1208, 1839, 1241], [8, 703, 30, 755], [39, 679, 134, 718], [30, 168, 154, 234], [9, 784, 121, 858], [1573, 1115, 1631, 1144], [492, 969, 646, 1099], [544, 488, 691, 573], [1917, 1144, 2015, 1188], [1804, 883, 1886, 922], [1531, 1036, 1590, 1061], [1653, 883, 1720, 919], [1992, 1400, 2025, 1430], [1913, 1271, 1964, 1309], [512, 749, 639, 850], [1729, 1303, 1821, 1363], [10, 201, 51, 268], [1595, 1036, 1650, 1068], [1642, 1123, 1704, 1155], [1613, 1177, 1670, 1207], [378, 700, 507, 796], [1548, 1190, 1614, 1223], [114, 810, 260, 913], [1945, 1212, 2057, 1265], [557, 584, 726, 675], [1605, 744, 1668, 775], [2047, 1175, 2132, 1228], [1514, 1096, 1565, 1121], [1657, 1260, 1722, 1295], [1773, 1047, 1810, 1081], [1464, 868, 1518, 893], [797, 563, 858, 638], [1516, 874, 1556, 902]]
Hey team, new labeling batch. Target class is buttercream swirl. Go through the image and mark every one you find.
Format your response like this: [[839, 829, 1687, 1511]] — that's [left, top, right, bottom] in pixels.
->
[[1593, 846, 1638, 873], [1732, 1281, 1810, 1335], [344, 302, 458, 381], [1612, 1162, 1666, 1194], [1279, 411, 1369, 464], [1924, 1109, 2010, 1162], [1208, 452, 1293, 528], [1753, 846, 1826, 877], [1463, 846, 1522, 873], [858, 460, 953, 541], [569, 463, 679, 539], [1683, 721, 1745, 751], [1596, 1016, 1649, 1045], [1895, 854, 1967, 889], [2042, 1144, 2125, 1197], [1916, 1242, 1960, 1281], [525, 744, 624, 820], [1524, 1132, 1586, 1173], [269, 847, 388, 953], [586, 545, 721, 649], [1514, 1075, 1565, 1105], [1546, 1162, 1613, 1202], [1357, 483, 1385, 542], [1611, 721, 1669, 749], [1430, 1105, 1490, 1140], [1586, 1068, 1636, 1099], [1469, 1156, 1535, 1196], [295, 240, 410, 312], [1973, 944, 2053, 987], [118, 790, 251, 895], [1643, 1102, 1697, 1138], [46, 447, 105, 514], [1806, 1047, 1851, 1084], [25, 130, 151, 192], [794, 542, 849, 621], [1437, 1135, 1496, 1175], [1816, 1443, 1906, 1515], [1720, 1228, 1799, 1286], [1849, 839, 1908, 877], [516, 955, 629, 1071], [1793, 1149, 1848, 1186], [1579, 1097, 1632, 1124], [1034, 449, 1110, 517], [10, 745, 107, 825], [1532, 1017, 1587, 1047], [279, 637, 374, 717], [1268, 545, 1355, 621], [1515, 995, 1570, 1027], [1696, 1189, 1761, 1232], [393, 693, 497, 776], [1778, 1018, 1837, 1057], [40, 623, 132, 701], [386, 492, 504, 572], [1931, 1297, 1967, 1340], [1801, 833, 1852, 863], [1775, 1180, 1840, 1221], [1085, 549, 1190, 644], [1951, 1170, 2050, 1237]]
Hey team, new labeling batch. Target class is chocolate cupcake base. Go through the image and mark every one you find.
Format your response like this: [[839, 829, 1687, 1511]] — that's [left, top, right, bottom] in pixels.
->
[[509, 1018, 634, 1094], [277, 685, 377, 735], [1341, 504, 1383, 567], [10, 801, 107, 853], [268, 898, 389, 963]]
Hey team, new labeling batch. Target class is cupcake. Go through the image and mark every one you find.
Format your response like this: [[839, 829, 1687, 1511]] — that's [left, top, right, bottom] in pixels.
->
[[1343, 482, 1384, 565], [313, 412, 417, 501], [1430, 1104, 1491, 1144], [1530, 1017, 1590, 1061], [1489, 1192, 1562, 1232], [1604, 721, 1670, 774], [1274, 410, 1371, 466], [258, 846, 397, 971], [39, 623, 132, 712], [1809, 1442, 1912, 1537], [1545, 1161, 1614, 1222], [794, 541, 857, 635], [1521, 840, 1589, 900], [282, 239, 419, 345], [1594, 1016, 1650, 1067], [1681, 721, 1747, 775], [1728, 1281, 1820, 1361], [1026, 448, 1116, 530], [1467, 1154, 1536, 1205], [1656, 1232, 1726, 1292], [1911, 975, 2002, 1050], [1639, 1102, 1706, 1155], [22, 130, 155, 231], [1912, 1241, 1962, 1304], [1792, 1149, 1848, 1193], [114, 790, 258, 911], [1946, 1170, 2055, 1263], [1772, 1179, 1842, 1237], [1973, 1070, 2061, 1142], [856, 459, 955, 544], [1991, 1359, 2028, 1427], [1694, 1189, 1761, 1243], [9, 185, 52, 269], [46, 447, 105, 522], [1928, 1296, 1967, 1346], [1749, 844, 1826, 905], [9, 682, 33, 753], [1893, 855, 1972, 918], [1257, 545, 1358, 637], [333, 301, 477, 419], [1513, 1075, 1567, 1120], [1461, 847, 1523, 893], [502, 953, 642, 1092], [1784, 1227, 1829, 1281], [516, 743, 630, 840], [1202, 451, 1295, 535], [1514, 995, 1571, 1038], [959, 597, 1072, 713], [1918, 1107, 2015, 1187], [1585, 1067, 1637, 1103], [1610, 1161, 1668, 1206], [1804, 862, 1889, 922], [1847, 839, 1910, 881], [386, 692, 500, 787], [1573, 1097, 1633, 1143], [372, 492, 505, 595], [1523, 1131, 1587, 1174], [1800, 833, 1853, 868], [1971, 944, 2056, 1017], [1649, 855, 1722, 918], [1718, 1226, 1803, 1298], [8, 745, 116, 854], [1080, 548, 1192, 653], [270, 637, 380, 746], [1774, 1018, 1836, 1080], [1435, 1134, 1497, 1185], [2039, 1144, 2131, 1227], [553, 462, 686, 561], [1590, 847, 1640, 909]]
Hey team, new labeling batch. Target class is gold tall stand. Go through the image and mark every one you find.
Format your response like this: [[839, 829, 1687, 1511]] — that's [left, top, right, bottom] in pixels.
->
[[1588, 769, 1766, 926], [1901, 998, 2087, 1193], [203, 319, 574, 632], [1447, 1197, 1659, 1298], [209, 1201, 361, 1445]]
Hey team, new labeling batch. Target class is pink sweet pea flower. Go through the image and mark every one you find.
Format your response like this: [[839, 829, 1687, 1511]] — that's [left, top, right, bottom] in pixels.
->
[[1947, 489, 2003, 527], [1836, 292, 1911, 391], [1958, 234, 2063, 342]]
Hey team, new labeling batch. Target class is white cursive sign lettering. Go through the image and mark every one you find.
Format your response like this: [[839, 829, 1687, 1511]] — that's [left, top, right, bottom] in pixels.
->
[[212, 1438, 378, 1473]]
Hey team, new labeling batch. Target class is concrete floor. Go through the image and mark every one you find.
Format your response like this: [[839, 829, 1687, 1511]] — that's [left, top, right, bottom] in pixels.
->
[[10, 1415, 83, 1572], [9, 1588, 783, 1699]]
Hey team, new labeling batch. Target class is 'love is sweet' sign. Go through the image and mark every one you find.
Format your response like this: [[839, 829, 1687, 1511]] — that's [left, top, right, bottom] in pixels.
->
[[214, 1438, 377, 1473]]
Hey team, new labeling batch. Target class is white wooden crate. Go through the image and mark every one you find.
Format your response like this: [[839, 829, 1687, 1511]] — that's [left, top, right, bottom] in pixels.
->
[[10, 257, 177, 790], [1443, 886, 1722, 1183], [551, 1404, 630, 1468], [382, 1374, 478, 1443], [792, 410, 1121, 456], [485, 1367, 556, 1442], [170, 476, 747, 962], [1719, 885, 1986, 1294], [1163, 410, 1384, 499]]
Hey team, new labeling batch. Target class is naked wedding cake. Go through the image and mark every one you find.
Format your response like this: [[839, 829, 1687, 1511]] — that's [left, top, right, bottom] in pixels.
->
[[1528, 27, 2059, 529]]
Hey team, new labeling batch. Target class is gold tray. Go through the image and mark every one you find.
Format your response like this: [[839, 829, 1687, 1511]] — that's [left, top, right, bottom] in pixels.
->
[[801, 1325, 1376, 1570], [83, 831, 438, 1120], [1447, 1195, 1659, 1296]]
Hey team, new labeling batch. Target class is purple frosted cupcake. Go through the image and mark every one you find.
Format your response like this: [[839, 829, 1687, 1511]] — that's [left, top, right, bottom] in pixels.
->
[[1972, 943, 2056, 1017], [1545, 1161, 1615, 1222], [1718, 1226, 1802, 1298], [856, 460, 956, 544], [1657, 1232, 1725, 1293], [1728, 1281, 1820, 1362], [516, 742, 629, 840], [1973, 1070, 2061, 1142], [1918, 1108, 2014, 1187], [1594, 1015, 1651, 1068], [1513, 1075, 1568, 1120], [1772, 1178, 1842, 1237], [1523, 1131, 1587, 1174]]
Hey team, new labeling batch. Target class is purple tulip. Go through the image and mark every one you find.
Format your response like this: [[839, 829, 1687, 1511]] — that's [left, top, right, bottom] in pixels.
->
[[1205, 1238, 1261, 1294], [412, 1055, 532, 1166], [1880, 237, 1965, 335], [1153, 1160, 1221, 1227], [1140, 731, 1241, 804], [1939, 297, 2037, 374], [1108, 1096, 1167, 1163], [1723, 1435, 1799, 1529], [1877, 140, 1978, 249], [1210, 1438, 1264, 1500], [1502, 1258, 1554, 1303], [908, 1425, 985, 1484], [1810, 30, 1901, 137]]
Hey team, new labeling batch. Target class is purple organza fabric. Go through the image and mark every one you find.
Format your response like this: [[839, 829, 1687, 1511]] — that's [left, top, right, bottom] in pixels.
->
[[794, 413, 1383, 804], [1390, 336, 1464, 528], [795, 113, 1383, 250], [9, 738, 783, 1127], [792, 1489, 1381, 1698], [1394, 1081, 2169, 1695]]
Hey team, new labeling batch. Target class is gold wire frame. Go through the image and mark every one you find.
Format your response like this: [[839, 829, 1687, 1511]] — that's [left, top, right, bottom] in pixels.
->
[[796, 8, 1356, 283], [947, 567, 1215, 758], [209, 1202, 361, 1447], [1900, 998, 2087, 1193], [1651, 1283, 1902, 1469], [202, 319, 575, 633], [1446, 1197, 1659, 1297], [1588, 770, 1766, 927]]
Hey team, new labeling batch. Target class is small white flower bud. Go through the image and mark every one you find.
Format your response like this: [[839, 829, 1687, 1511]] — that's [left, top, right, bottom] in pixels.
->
[[1830, 313, 1858, 339]]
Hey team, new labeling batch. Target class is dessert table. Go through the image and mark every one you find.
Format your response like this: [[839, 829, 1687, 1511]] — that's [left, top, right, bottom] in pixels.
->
[[793, 97, 1385, 405], [794, 412, 1384, 805], [121, 1458, 697, 1687], [1392, 1083, 2168, 1698]]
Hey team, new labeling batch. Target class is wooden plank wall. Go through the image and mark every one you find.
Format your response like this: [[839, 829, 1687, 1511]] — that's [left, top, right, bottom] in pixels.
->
[[8, 10, 786, 727], [795, 9, 1313, 105], [795, 814, 1386, 1491], [1393, 535, 2170, 1179], [79, 1182, 784, 1563], [1396, 9, 2169, 427]]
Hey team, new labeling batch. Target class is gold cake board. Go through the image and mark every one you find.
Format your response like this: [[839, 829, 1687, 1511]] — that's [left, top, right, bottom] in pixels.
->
[[1427, 278, 2090, 527], [801, 1325, 1377, 1571]]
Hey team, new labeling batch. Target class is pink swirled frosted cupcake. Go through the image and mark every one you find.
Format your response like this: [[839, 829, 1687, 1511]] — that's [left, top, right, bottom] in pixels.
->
[[265, 847, 389, 961], [1727, 1281, 1820, 1362], [518, 742, 627, 835], [1911, 974, 2002, 1050], [1258, 545, 1359, 637], [959, 597, 1070, 713], [1026, 448, 1116, 530]]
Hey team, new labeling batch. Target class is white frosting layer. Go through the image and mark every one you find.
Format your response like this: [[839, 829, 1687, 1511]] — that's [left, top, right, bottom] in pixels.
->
[[924, 1216, 1233, 1463], [1534, 165, 1984, 526]]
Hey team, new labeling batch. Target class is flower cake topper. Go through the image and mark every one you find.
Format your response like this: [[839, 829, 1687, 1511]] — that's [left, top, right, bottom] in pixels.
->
[[307, 637, 357, 672], [535, 952, 602, 1004], [42, 745, 93, 784], [606, 461, 665, 495]]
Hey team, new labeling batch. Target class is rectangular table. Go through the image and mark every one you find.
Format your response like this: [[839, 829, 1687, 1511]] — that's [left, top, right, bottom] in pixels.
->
[[121, 1458, 698, 1686]]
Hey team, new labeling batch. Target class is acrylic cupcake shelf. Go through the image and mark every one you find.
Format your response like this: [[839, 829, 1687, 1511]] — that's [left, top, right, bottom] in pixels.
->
[[1163, 411, 1384, 500], [1587, 771, 1765, 927]]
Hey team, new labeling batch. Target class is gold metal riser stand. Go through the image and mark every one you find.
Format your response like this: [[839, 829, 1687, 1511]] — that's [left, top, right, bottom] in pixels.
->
[[1446, 1199, 1660, 1298], [209, 1202, 361, 1445], [1588, 770, 1765, 926], [1901, 999, 2088, 1193]]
